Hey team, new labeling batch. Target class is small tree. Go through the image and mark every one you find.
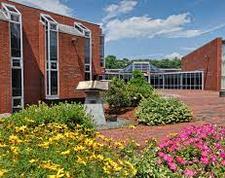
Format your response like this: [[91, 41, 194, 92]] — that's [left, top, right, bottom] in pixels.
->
[[104, 77, 130, 113], [127, 70, 154, 107]]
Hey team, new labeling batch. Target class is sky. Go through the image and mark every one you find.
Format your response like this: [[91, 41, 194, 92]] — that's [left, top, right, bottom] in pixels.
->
[[12, 0, 225, 59]]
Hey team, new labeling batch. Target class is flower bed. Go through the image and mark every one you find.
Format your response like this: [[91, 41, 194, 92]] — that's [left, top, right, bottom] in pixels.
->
[[157, 124, 225, 177], [0, 123, 136, 177]]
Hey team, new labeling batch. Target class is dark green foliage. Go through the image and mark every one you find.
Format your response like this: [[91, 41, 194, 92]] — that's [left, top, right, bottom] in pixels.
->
[[104, 77, 131, 112], [105, 55, 181, 69], [5, 102, 94, 130], [105, 55, 131, 69], [149, 58, 181, 69], [127, 70, 154, 107], [136, 97, 192, 126]]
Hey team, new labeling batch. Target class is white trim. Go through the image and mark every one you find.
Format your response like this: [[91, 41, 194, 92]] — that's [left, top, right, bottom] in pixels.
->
[[41, 14, 59, 99], [2, 2, 24, 111], [74, 22, 92, 80]]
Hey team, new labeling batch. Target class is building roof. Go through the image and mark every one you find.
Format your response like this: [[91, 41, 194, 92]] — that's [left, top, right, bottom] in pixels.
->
[[8, 0, 100, 26]]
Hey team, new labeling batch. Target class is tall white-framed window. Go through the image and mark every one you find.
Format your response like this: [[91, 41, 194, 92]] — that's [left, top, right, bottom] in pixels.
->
[[74, 22, 92, 81], [100, 34, 105, 67], [2, 3, 24, 112], [41, 14, 59, 99]]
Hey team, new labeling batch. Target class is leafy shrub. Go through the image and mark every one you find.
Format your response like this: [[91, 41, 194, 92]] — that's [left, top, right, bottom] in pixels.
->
[[136, 97, 192, 126], [4, 102, 94, 130], [0, 122, 136, 178], [158, 124, 225, 177], [104, 77, 131, 112], [127, 70, 154, 107], [105, 71, 156, 113], [134, 140, 178, 178]]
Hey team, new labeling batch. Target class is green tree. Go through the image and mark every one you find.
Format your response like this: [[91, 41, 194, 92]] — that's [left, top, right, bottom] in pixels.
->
[[105, 55, 131, 69]]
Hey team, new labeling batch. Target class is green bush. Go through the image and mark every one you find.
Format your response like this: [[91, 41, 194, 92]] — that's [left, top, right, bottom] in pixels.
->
[[4, 102, 94, 130], [104, 77, 131, 112], [127, 70, 154, 107], [136, 97, 192, 126], [134, 140, 179, 178]]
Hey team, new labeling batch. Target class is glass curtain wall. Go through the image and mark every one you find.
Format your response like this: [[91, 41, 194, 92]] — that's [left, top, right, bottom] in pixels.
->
[[2, 3, 23, 112], [41, 14, 59, 99]]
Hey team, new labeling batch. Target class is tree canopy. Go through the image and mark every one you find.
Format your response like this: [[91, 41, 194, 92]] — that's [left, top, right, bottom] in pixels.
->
[[105, 55, 181, 69]]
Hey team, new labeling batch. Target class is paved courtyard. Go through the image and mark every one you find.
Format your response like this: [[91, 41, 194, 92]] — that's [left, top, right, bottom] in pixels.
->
[[100, 90, 225, 147]]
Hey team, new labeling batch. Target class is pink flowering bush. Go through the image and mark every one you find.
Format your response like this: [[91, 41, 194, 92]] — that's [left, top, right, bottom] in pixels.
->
[[158, 124, 225, 177]]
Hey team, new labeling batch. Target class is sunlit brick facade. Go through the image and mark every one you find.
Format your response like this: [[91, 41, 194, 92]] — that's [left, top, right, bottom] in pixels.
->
[[0, 0, 104, 113]]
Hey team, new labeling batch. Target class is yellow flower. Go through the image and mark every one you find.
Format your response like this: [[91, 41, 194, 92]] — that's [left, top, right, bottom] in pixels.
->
[[0, 169, 7, 177], [47, 168, 65, 178], [77, 156, 86, 165], [15, 125, 27, 133], [40, 161, 61, 171], [29, 159, 38, 164], [74, 145, 85, 152], [9, 135, 22, 144], [60, 150, 70, 155], [10, 146, 19, 155], [38, 142, 50, 149]]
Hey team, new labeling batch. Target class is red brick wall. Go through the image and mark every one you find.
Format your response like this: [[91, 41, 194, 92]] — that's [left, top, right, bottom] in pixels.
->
[[182, 38, 222, 91], [59, 33, 86, 99], [0, 20, 12, 113], [0, 0, 104, 112]]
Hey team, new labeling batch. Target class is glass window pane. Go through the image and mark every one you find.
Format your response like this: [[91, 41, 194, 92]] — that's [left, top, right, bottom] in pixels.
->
[[10, 14, 20, 22], [13, 98, 22, 107], [85, 38, 90, 63], [11, 23, 21, 57], [50, 71, 58, 95], [50, 31, 57, 61], [12, 68, 22, 96]]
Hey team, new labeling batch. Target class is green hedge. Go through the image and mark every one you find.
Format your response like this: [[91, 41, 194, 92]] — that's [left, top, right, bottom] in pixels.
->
[[136, 97, 192, 126], [4, 102, 94, 130]]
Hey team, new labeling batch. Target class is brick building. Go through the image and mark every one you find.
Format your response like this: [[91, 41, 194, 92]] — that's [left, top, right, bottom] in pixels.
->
[[0, 0, 105, 113], [182, 38, 225, 93]]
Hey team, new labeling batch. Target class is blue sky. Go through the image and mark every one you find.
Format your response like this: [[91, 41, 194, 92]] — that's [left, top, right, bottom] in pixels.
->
[[14, 0, 225, 59]]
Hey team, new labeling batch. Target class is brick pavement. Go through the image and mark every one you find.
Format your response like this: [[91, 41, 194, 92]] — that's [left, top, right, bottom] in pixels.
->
[[100, 90, 225, 147]]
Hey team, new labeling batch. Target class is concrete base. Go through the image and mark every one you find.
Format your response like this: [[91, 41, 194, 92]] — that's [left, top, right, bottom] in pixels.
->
[[85, 91, 106, 126]]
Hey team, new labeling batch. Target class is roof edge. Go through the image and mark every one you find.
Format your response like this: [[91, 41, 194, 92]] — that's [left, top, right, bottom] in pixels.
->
[[8, 0, 100, 27]]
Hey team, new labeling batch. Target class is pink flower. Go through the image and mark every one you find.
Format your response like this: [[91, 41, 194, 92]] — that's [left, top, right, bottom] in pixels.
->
[[163, 154, 173, 163], [176, 156, 186, 165], [184, 169, 196, 177], [168, 162, 177, 171], [200, 156, 209, 165]]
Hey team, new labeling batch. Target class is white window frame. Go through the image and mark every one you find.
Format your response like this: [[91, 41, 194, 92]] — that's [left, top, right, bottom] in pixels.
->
[[2, 3, 24, 112], [41, 14, 60, 100], [74, 22, 92, 80]]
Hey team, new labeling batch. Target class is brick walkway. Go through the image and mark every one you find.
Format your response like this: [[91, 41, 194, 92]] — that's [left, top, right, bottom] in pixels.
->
[[100, 90, 225, 147]]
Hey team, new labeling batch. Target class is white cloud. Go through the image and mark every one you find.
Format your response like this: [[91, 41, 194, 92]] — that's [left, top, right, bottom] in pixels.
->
[[11, 0, 73, 16], [165, 52, 183, 59], [104, 11, 225, 42], [103, 0, 138, 22], [104, 13, 192, 42]]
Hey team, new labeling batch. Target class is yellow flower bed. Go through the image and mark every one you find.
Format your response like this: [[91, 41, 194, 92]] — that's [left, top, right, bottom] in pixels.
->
[[0, 123, 136, 178]]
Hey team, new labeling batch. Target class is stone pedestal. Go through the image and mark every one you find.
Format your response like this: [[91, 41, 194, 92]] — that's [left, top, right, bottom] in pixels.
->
[[84, 90, 106, 126], [76, 81, 108, 127]]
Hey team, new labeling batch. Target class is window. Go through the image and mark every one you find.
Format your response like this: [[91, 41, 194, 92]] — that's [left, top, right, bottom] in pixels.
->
[[74, 23, 92, 81], [2, 3, 24, 112], [100, 35, 105, 67], [41, 14, 59, 99]]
